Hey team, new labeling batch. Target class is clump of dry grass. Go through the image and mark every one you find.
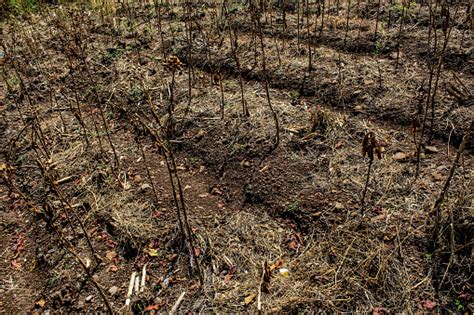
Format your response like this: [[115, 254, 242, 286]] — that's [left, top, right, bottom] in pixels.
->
[[186, 209, 421, 312]]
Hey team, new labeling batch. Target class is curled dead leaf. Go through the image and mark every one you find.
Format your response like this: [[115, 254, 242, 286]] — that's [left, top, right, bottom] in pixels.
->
[[269, 259, 285, 272], [36, 299, 46, 308]]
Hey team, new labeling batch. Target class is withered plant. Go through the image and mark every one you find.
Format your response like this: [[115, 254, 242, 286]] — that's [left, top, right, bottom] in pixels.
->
[[297, 0, 301, 52], [343, 0, 351, 47], [360, 131, 382, 215], [254, 8, 280, 152], [137, 86, 203, 285], [228, 15, 250, 117], [182, 0, 194, 119], [163, 55, 183, 138], [430, 120, 473, 252], [415, 4, 457, 177]]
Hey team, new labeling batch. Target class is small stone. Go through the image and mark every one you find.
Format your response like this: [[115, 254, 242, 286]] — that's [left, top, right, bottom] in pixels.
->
[[432, 172, 444, 181], [195, 129, 207, 140], [393, 152, 408, 161], [85, 295, 94, 302], [108, 286, 119, 296], [77, 301, 85, 309], [133, 175, 142, 184], [425, 146, 439, 154], [354, 105, 364, 112], [140, 183, 151, 191], [390, 51, 403, 59]]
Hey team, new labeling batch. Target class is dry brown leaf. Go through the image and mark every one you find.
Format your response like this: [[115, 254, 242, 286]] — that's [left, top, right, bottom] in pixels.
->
[[244, 293, 256, 305], [432, 172, 444, 181], [147, 248, 159, 257], [224, 265, 236, 284]]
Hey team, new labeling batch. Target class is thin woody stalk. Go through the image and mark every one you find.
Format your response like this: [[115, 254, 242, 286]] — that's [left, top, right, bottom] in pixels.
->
[[430, 120, 473, 251]]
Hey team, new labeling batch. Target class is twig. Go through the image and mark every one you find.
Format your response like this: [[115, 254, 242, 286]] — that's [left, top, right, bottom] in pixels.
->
[[257, 261, 265, 311], [140, 264, 147, 292], [430, 120, 473, 251], [334, 238, 355, 284], [126, 272, 137, 306], [169, 291, 186, 315]]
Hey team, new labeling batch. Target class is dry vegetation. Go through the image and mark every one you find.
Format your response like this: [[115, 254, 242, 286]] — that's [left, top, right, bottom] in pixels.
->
[[1, 0, 473, 313]]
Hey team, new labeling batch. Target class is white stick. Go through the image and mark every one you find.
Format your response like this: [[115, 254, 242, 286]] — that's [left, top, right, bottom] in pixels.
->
[[169, 291, 186, 315], [126, 272, 137, 306], [140, 264, 147, 292], [257, 262, 264, 311], [134, 275, 140, 294]]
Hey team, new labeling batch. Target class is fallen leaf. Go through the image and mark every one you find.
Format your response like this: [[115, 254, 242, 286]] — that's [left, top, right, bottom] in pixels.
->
[[145, 304, 164, 311], [147, 248, 159, 257], [224, 265, 236, 284], [36, 299, 46, 308], [105, 251, 117, 261], [422, 299, 436, 310], [0, 163, 15, 171], [270, 259, 285, 272], [244, 293, 257, 305]]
